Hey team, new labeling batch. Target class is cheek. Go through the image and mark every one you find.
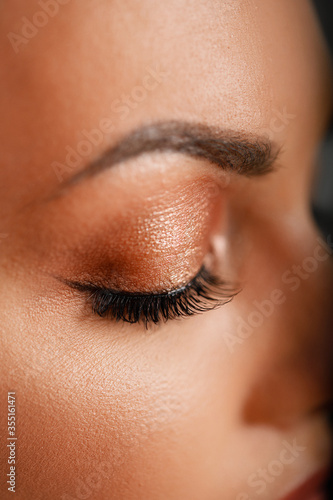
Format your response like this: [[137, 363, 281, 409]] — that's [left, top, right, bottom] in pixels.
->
[[4, 297, 235, 499]]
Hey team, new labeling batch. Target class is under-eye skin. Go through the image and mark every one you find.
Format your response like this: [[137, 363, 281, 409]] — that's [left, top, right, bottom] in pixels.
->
[[65, 267, 238, 328]]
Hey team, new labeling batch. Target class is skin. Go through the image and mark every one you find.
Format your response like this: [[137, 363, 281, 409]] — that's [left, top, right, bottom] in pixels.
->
[[0, 0, 333, 499]]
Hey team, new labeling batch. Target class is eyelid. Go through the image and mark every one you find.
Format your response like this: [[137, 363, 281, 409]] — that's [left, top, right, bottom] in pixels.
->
[[64, 266, 239, 328]]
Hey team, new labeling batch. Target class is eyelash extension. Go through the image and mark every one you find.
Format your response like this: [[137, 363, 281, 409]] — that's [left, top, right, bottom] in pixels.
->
[[67, 267, 238, 328]]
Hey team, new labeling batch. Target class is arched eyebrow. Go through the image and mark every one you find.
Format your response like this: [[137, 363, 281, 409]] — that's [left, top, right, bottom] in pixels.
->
[[62, 120, 280, 189]]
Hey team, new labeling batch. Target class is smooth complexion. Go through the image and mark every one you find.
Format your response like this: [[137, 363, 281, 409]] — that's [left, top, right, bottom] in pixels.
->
[[0, 1, 332, 499]]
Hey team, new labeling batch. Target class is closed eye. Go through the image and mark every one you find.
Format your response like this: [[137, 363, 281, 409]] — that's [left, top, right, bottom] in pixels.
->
[[65, 266, 238, 329]]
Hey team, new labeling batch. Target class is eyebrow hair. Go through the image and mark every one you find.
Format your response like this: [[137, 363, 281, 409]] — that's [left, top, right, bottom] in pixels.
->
[[63, 120, 279, 189]]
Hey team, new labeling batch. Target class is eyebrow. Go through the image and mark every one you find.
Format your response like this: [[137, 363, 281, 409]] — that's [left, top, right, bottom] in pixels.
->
[[62, 120, 279, 189]]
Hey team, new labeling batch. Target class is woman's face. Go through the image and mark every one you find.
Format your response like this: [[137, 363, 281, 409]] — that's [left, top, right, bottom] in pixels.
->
[[1, 0, 333, 499]]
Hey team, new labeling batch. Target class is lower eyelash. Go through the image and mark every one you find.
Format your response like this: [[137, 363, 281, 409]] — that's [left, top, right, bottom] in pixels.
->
[[67, 267, 238, 328]]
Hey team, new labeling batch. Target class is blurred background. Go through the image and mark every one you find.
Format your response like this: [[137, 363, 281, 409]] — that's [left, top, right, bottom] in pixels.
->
[[312, 1, 333, 495], [312, 0, 333, 239]]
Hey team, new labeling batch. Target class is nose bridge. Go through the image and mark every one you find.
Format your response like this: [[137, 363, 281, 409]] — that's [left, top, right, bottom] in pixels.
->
[[242, 235, 333, 428]]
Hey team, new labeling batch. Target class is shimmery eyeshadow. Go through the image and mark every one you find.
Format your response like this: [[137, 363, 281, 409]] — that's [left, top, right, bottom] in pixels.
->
[[24, 157, 227, 294]]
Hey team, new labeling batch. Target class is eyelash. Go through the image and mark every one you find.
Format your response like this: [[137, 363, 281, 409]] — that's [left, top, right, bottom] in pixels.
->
[[67, 267, 237, 328]]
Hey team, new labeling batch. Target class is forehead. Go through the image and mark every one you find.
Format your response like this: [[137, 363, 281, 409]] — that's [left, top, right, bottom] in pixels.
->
[[1, 1, 326, 103], [0, 0, 330, 185]]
